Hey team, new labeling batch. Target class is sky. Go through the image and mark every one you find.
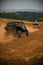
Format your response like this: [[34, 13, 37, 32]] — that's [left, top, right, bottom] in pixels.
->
[[0, 0, 43, 12]]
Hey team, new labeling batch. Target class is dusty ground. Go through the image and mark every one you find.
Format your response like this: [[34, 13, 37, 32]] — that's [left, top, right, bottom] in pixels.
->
[[0, 18, 43, 64]]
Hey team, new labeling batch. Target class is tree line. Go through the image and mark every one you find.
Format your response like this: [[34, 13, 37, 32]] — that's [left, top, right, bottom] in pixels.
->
[[0, 11, 43, 22]]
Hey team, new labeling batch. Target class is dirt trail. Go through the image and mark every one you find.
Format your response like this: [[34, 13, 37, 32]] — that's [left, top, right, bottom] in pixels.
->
[[0, 18, 43, 60]]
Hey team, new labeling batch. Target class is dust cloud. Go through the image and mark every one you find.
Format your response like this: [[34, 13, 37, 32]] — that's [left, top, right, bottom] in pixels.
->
[[0, 23, 16, 43]]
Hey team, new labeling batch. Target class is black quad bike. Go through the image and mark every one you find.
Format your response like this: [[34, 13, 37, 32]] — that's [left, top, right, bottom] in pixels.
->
[[5, 22, 29, 37]]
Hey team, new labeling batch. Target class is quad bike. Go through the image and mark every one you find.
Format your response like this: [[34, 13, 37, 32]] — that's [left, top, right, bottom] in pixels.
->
[[5, 22, 29, 37]]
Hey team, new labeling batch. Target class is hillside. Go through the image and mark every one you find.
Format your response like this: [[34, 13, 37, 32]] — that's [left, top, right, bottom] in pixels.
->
[[0, 18, 43, 65]]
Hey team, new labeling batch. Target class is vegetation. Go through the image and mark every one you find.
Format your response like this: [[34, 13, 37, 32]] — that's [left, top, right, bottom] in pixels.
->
[[0, 11, 43, 22]]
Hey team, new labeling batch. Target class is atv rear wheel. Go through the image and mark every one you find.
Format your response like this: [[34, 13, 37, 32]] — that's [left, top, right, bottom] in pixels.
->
[[17, 30, 21, 38]]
